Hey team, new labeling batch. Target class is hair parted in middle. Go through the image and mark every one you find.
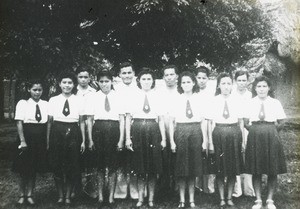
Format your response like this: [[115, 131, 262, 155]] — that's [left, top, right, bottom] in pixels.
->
[[136, 67, 156, 89], [177, 71, 200, 94], [215, 72, 233, 96]]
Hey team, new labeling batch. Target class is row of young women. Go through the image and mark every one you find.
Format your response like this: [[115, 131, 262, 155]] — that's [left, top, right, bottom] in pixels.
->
[[12, 67, 286, 209]]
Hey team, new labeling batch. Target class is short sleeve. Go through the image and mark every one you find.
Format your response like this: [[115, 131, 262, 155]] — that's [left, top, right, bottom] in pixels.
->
[[275, 100, 286, 120], [15, 100, 26, 120], [205, 97, 215, 120]]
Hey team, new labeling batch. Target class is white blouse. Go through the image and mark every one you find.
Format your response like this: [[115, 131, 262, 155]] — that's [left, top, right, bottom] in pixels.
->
[[85, 90, 124, 121], [127, 89, 163, 119], [245, 96, 286, 122], [207, 94, 244, 124], [15, 98, 48, 124], [48, 94, 84, 123], [170, 93, 207, 123]]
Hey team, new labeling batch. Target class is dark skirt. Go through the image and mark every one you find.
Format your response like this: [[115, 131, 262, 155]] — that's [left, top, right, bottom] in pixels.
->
[[92, 120, 120, 172], [174, 123, 203, 177], [211, 124, 244, 176], [129, 119, 163, 175], [12, 123, 48, 175], [48, 121, 81, 179], [245, 122, 287, 175]]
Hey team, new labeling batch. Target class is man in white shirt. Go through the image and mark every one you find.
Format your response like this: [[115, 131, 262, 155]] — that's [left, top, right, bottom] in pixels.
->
[[157, 65, 179, 196], [114, 62, 139, 199], [73, 67, 97, 198]]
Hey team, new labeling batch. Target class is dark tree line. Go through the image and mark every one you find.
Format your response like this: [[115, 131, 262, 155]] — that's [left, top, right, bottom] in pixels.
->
[[0, 0, 271, 121]]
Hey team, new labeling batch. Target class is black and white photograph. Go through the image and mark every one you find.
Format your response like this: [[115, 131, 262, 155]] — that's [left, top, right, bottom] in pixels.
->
[[0, 0, 299, 208]]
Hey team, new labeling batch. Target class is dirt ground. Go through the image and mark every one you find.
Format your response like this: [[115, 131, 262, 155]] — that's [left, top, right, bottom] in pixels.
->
[[0, 118, 299, 209]]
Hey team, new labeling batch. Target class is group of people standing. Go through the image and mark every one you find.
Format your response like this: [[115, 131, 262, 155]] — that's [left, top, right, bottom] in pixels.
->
[[12, 62, 287, 209]]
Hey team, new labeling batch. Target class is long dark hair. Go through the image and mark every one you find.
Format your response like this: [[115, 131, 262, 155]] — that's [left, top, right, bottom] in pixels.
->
[[215, 72, 233, 96], [251, 76, 275, 98], [177, 71, 200, 94]]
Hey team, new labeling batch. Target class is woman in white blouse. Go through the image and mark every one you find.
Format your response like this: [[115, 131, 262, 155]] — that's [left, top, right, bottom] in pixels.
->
[[125, 68, 166, 208], [207, 72, 244, 208], [169, 71, 207, 208], [85, 70, 125, 207], [47, 72, 86, 205], [13, 80, 48, 206], [244, 76, 287, 209]]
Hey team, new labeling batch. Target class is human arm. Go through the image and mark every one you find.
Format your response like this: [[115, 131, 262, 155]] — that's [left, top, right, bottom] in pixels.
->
[[169, 116, 176, 153], [16, 120, 27, 148], [86, 115, 95, 151], [201, 119, 208, 154], [79, 115, 86, 153], [125, 113, 133, 151], [46, 115, 53, 150], [207, 119, 214, 154], [158, 115, 167, 150], [239, 118, 246, 152], [117, 114, 125, 151], [276, 119, 285, 132]]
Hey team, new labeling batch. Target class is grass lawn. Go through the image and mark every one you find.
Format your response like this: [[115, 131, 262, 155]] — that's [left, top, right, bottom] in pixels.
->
[[0, 121, 299, 209]]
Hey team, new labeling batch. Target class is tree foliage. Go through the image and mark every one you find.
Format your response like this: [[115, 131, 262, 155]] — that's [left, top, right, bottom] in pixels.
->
[[0, 0, 271, 78]]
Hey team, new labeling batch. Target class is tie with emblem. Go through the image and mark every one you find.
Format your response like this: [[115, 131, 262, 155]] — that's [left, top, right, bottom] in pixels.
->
[[258, 103, 265, 121], [62, 99, 70, 116], [105, 95, 111, 112], [186, 100, 193, 119], [35, 104, 42, 122], [222, 100, 230, 119], [143, 95, 150, 113]]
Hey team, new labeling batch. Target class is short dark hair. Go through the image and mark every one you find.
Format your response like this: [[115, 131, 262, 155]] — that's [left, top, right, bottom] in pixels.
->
[[57, 71, 78, 94], [234, 70, 249, 80], [251, 76, 275, 98], [97, 70, 114, 91], [162, 65, 178, 75], [215, 72, 233, 96], [75, 65, 91, 75], [23, 79, 45, 100], [194, 66, 210, 77], [27, 79, 44, 90], [177, 71, 200, 94], [136, 67, 156, 89], [119, 62, 134, 73]]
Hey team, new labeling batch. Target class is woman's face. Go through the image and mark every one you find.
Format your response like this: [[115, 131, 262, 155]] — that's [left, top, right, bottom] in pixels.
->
[[28, 84, 43, 101], [236, 74, 248, 91], [255, 81, 270, 99], [98, 76, 112, 94], [219, 77, 233, 96], [59, 78, 74, 94], [196, 72, 209, 89], [139, 74, 153, 91], [181, 76, 195, 93]]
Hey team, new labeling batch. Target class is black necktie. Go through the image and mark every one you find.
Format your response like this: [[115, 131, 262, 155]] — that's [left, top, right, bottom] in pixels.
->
[[35, 104, 41, 122], [62, 99, 70, 116], [223, 100, 230, 119], [258, 103, 265, 121], [105, 95, 110, 112], [186, 100, 193, 119], [143, 95, 150, 113]]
